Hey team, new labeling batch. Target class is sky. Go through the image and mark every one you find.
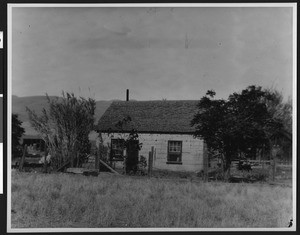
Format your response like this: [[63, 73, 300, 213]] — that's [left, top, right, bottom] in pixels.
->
[[11, 6, 294, 101]]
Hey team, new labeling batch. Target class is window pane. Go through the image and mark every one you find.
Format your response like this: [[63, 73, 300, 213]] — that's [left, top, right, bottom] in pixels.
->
[[169, 141, 181, 153], [112, 139, 124, 150], [168, 154, 180, 162]]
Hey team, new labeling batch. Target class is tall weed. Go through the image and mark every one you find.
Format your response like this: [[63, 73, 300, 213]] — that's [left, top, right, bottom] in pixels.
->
[[11, 171, 293, 228]]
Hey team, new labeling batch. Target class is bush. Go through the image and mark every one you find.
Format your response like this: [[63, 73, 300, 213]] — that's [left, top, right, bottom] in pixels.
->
[[207, 168, 224, 181], [136, 155, 147, 176], [238, 169, 270, 182]]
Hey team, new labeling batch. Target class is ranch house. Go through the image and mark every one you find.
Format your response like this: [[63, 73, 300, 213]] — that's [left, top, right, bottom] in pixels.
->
[[96, 100, 205, 172]]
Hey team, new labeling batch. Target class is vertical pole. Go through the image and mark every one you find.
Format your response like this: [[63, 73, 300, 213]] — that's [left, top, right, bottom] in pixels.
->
[[203, 142, 208, 182], [126, 89, 129, 101], [272, 145, 278, 182], [19, 144, 27, 171], [148, 149, 153, 177], [272, 145, 277, 181], [151, 147, 154, 176], [153, 148, 156, 167], [148, 151, 151, 177]]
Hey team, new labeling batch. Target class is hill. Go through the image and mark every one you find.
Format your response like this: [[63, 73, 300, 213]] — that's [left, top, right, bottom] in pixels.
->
[[12, 95, 114, 136]]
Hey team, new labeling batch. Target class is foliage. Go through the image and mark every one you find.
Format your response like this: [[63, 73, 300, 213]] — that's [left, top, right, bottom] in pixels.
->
[[97, 138, 109, 163], [264, 89, 292, 154], [191, 85, 285, 179], [265, 89, 292, 134], [26, 92, 96, 169], [232, 168, 270, 182], [12, 114, 25, 158], [136, 155, 147, 175]]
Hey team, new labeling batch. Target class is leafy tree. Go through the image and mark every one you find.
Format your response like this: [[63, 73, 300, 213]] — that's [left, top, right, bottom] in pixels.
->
[[12, 114, 25, 158], [191, 85, 284, 180], [264, 89, 292, 161], [265, 89, 292, 135], [26, 92, 96, 169]]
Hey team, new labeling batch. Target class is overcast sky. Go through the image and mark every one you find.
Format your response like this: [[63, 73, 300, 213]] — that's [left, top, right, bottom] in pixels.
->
[[11, 6, 294, 101]]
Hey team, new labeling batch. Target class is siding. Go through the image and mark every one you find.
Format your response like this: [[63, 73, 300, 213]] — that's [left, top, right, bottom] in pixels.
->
[[99, 132, 204, 172]]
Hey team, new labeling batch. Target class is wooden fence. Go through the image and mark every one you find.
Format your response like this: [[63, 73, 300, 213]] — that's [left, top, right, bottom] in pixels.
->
[[209, 157, 292, 182]]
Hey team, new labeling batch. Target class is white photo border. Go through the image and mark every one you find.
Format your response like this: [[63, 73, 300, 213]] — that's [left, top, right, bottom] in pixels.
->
[[7, 2, 297, 233]]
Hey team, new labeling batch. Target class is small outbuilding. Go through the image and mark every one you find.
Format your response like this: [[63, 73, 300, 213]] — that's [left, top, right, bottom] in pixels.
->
[[96, 100, 205, 172]]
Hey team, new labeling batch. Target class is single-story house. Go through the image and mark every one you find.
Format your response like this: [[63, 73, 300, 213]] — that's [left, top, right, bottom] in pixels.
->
[[96, 100, 205, 172]]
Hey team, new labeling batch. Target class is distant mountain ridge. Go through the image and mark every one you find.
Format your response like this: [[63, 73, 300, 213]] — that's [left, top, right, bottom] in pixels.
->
[[12, 95, 114, 136]]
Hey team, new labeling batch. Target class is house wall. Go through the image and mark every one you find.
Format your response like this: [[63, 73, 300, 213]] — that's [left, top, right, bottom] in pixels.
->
[[99, 132, 204, 172]]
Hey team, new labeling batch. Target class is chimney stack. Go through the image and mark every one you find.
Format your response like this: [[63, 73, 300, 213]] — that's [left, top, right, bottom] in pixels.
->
[[126, 89, 129, 101]]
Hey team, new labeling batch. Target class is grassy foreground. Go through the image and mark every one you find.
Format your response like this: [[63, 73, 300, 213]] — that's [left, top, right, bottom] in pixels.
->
[[11, 170, 292, 228]]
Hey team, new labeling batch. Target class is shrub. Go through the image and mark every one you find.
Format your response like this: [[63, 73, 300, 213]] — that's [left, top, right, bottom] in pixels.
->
[[239, 168, 270, 182], [136, 155, 147, 175]]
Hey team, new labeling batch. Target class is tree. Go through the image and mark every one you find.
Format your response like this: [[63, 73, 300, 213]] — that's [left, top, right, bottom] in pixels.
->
[[12, 114, 25, 158], [26, 92, 96, 169], [191, 85, 284, 180]]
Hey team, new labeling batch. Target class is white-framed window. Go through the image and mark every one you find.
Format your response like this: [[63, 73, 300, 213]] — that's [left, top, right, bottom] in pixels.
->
[[167, 140, 182, 164]]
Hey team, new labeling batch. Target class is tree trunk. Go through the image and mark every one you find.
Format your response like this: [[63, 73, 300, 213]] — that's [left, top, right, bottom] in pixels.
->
[[76, 151, 79, 167], [203, 142, 209, 182], [70, 151, 74, 167]]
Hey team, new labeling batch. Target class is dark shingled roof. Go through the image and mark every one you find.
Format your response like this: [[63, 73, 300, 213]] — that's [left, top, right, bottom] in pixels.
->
[[97, 100, 199, 134]]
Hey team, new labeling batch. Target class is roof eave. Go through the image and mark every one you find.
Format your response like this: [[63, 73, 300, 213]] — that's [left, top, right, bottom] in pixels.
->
[[97, 129, 195, 135]]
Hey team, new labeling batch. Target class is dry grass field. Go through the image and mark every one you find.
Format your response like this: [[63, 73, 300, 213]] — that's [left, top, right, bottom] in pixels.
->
[[11, 170, 293, 228]]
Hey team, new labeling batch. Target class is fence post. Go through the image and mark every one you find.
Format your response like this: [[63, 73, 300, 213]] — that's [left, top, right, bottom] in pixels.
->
[[153, 148, 156, 167], [151, 148, 154, 175], [271, 145, 280, 181], [19, 144, 27, 171], [148, 148, 153, 177], [151, 146, 154, 167], [149, 151, 151, 177]]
